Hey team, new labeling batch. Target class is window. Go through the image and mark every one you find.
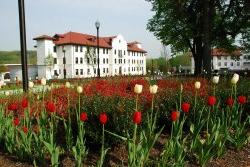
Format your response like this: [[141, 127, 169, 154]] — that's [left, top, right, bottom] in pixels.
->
[[114, 50, 116, 55], [80, 69, 83, 75], [124, 51, 126, 55], [218, 57, 221, 60], [94, 68, 96, 74], [106, 49, 108, 54], [54, 58, 57, 64], [53, 46, 57, 52], [103, 68, 105, 73], [80, 46, 83, 52], [115, 59, 117, 64], [87, 58, 90, 64], [128, 67, 130, 72], [237, 62, 240, 66], [224, 62, 227, 66], [75, 69, 79, 75], [80, 58, 83, 64], [54, 70, 58, 76], [103, 48, 105, 54], [124, 59, 125, 64], [87, 68, 90, 74], [75, 46, 78, 52], [128, 60, 130, 63], [106, 58, 108, 64], [106, 68, 109, 73], [224, 56, 227, 60], [94, 58, 96, 64], [128, 52, 130, 56], [218, 62, 221, 66], [103, 58, 105, 64], [75, 57, 78, 64], [231, 62, 233, 66]]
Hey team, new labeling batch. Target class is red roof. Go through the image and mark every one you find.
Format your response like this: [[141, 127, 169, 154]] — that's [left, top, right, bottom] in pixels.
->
[[212, 48, 241, 57], [34, 32, 147, 53], [33, 35, 53, 40]]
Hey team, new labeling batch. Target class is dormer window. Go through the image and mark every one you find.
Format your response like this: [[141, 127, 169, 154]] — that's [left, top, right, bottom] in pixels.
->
[[53, 46, 57, 52]]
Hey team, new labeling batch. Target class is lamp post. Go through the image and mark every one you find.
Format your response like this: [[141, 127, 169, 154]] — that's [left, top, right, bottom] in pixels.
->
[[63, 47, 66, 79], [95, 20, 100, 78], [18, 0, 28, 92]]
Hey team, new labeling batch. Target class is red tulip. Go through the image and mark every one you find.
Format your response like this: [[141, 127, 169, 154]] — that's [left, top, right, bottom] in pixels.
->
[[171, 111, 180, 122], [226, 97, 234, 107], [21, 98, 28, 109], [99, 113, 108, 125], [46, 101, 56, 113], [80, 112, 88, 122], [133, 111, 142, 124], [207, 96, 216, 106], [23, 126, 28, 134], [8, 103, 18, 111], [181, 102, 190, 113], [238, 96, 247, 104], [13, 118, 20, 126]]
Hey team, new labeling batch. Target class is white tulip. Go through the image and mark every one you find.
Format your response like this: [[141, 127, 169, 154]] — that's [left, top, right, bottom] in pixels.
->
[[134, 84, 143, 94], [212, 76, 219, 84], [231, 73, 239, 84], [5, 91, 10, 96], [41, 78, 46, 86], [149, 85, 158, 94], [28, 81, 34, 88], [65, 82, 71, 88], [77, 86, 83, 94], [195, 81, 201, 89], [180, 84, 183, 93]]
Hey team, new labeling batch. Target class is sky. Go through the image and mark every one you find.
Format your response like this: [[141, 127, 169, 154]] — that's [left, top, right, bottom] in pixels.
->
[[0, 0, 163, 58]]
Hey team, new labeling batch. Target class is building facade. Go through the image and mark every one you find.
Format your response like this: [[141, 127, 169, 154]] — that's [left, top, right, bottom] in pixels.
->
[[34, 32, 147, 79], [191, 48, 250, 73]]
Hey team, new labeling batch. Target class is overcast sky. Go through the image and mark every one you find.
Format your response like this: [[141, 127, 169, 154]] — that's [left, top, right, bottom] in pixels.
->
[[0, 0, 163, 58]]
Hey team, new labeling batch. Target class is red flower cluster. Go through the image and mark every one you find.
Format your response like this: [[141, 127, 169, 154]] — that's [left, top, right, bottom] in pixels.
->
[[238, 96, 247, 104], [23, 126, 28, 134], [13, 118, 20, 126], [99, 113, 108, 125], [181, 102, 190, 113], [8, 103, 18, 111], [80, 112, 88, 122], [207, 96, 216, 106], [171, 111, 180, 122], [226, 97, 234, 107], [46, 101, 56, 113], [21, 98, 28, 109], [133, 111, 142, 124]]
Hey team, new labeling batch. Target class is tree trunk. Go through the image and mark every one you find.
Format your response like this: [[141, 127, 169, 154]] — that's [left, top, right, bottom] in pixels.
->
[[193, 37, 203, 76], [202, 0, 212, 76]]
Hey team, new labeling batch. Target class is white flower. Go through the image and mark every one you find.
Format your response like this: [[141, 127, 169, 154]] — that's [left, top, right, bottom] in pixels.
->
[[195, 81, 201, 89], [212, 76, 219, 84], [180, 84, 183, 93], [5, 91, 10, 96], [149, 85, 158, 94], [231, 73, 239, 84], [134, 84, 143, 94], [65, 82, 71, 88], [41, 78, 46, 86], [77, 86, 83, 94], [28, 81, 34, 88]]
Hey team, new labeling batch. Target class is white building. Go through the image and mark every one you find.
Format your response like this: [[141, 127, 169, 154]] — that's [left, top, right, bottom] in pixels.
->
[[191, 48, 250, 73], [33, 32, 147, 79]]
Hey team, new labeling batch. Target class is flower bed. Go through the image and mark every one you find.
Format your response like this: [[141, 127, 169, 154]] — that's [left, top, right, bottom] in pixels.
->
[[0, 75, 249, 166]]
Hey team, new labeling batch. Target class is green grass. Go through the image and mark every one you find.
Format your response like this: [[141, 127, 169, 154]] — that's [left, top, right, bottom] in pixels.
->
[[0, 51, 37, 64]]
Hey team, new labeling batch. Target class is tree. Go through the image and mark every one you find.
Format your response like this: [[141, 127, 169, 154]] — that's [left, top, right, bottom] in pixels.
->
[[85, 47, 97, 77], [44, 52, 54, 78], [146, 0, 250, 75]]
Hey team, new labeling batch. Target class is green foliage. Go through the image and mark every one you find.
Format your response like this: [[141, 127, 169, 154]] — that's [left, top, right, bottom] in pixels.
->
[[0, 51, 37, 64]]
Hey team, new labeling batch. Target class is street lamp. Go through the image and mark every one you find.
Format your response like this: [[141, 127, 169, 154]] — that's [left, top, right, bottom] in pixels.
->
[[62, 46, 66, 79], [18, 0, 28, 92], [95, 20, 100, 78]]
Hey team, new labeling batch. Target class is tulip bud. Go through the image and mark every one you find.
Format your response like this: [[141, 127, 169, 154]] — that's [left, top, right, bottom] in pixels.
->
[[65, 82, 71, 88], [41, 78, 46, 86], [195, 81, 201, 89], [77, 86, 83, 94], [212, 76, 219, 84], [149, 85, 158, 94], [180, 84, 183, 93], [5, 91, 10, 96], [134, 84, 143, 94], [48, 86, 52, 91], [231, 73, 239, 84], [28, 81, 34, 88]]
